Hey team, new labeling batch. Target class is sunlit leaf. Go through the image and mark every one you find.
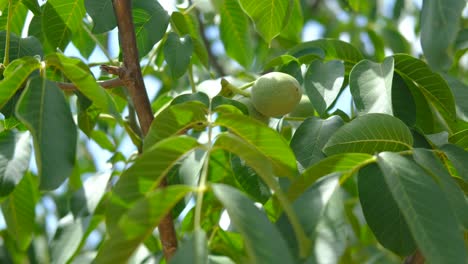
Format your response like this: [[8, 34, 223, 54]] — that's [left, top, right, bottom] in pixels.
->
[[0, 131, 31, 198], [0, 56, 41, 109], [106, 136, 200, 232], [304, 60, 345, 116], [215, 112, 297, 178], [323, 113, 413, 156], [350, 57, 394, 115], [97, 185, 193, 263], [16, 77, 77, 190], [220, 0, 253, 68], [1, 173, 38, 252]]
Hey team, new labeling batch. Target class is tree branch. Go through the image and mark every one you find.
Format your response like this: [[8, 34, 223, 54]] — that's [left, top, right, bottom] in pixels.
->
[[112, 0, 178, 260], [56, 78, 124, 91]]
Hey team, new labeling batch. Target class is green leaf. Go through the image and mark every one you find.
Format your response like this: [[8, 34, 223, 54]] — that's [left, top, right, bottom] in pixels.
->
[[212, 184, 295, 263], [171, 11, 209, 67], [443, 74, 468, 122], [304, 60, 345, 116], [0, 131, 31, 198], [15, 77, 77, 190], [279, 0, 303, 43], [171, 92, 210, 107], [420, 0, 465, 71], [1, 173, 38, 252], [230, 155, 271, 203], [144, 101, 208, 151], [350, 57, 394, 115], [42, 0, 86, 50], [377, 152, 468, 263], [106, 136, 200, 232], [170, 230, 208, 264], [288, 39, 363, 71], [163, 32, 193, 79], [50, 217, 92, 264], [449, 129, 468, 150], [263, 54, 299, 70], [0, 56, 41, 109], [441, 143, 468, 182], [214, 112, 297, 178], [238, 0, 290, 44], [290, 116, 344, 169], [70, 172, 112, 217], [0, 2, 28, 35], [277, 174, 341, 258], [358, 163, 416, 256], [393, 54, 456, 125], [211, 96, 249, 116], [412, 148, 468, 229], [379, 25, 411, 54], [133, 0, 169, 58], [323, 113, 413, 156], [220, 0, 254, 68], [0, 31, 43, 62], [287, 153, 373, 201], [213, 133, 310, 257], [84, 0, 116, 33], [96, 185, 193, 263], [20, 0, 41, 15], [392, 73, 416, 126], [45, 53, 120, 118]]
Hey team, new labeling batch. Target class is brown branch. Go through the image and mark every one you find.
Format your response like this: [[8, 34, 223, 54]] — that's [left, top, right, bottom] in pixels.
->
[[56, 78, 124, 91], [404, 250, 425, 264], [195, 10, 226, 76], [112, 0, 178, 260]]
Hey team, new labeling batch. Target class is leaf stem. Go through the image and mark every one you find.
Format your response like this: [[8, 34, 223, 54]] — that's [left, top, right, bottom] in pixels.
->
[[3, 0, 13, 66], [239, 81, 255, 90], [188, 63, 197, 93], [194, 110, 213, 230]]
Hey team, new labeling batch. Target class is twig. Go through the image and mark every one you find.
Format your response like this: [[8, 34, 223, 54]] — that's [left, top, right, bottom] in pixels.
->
[[404, 250, 425, 264], [194, 9, 226, 76], [112, 0, 178, 260], [56, 78, 124, 91]]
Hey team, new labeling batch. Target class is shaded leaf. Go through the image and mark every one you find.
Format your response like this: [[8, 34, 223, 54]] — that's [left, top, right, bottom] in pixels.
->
[[70, 172, 112, 217], [163, 32, 193, 79], [377, 152, 467, 263], [212, 184, 295, 264], [323, 113, 413, 156], [0, 131, 31, 198], [420, 0, 465, 71], [84, 0, 116, 34], [170, 230, 208, 264], [290, 116, 344, 169], [350, 57, 394, 115], [392, 73, 416, 126], [15, 77, 77, 190], [133, 0, 169, 58], [441, 143, 468, 182], [144, 101, 207, 151], [358, 163, 416, 256], [230, 155, 270, 203], [287, 153, 373, 201], [304, 60, 345, 116]]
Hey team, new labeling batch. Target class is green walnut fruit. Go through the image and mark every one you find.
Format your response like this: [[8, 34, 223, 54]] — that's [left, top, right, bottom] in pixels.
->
[[251, 72, 302, 117], [235, 96, 270, 124], [288, 95, 315, 117]]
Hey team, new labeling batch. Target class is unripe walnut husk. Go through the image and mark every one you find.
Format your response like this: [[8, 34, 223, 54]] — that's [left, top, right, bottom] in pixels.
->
[[251, 72, 302, 117], [288, 95, 315, 117], [234, 96, 270, 124]]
